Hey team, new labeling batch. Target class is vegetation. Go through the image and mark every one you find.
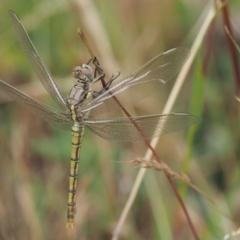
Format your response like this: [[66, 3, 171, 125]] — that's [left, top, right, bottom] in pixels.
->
[[0, 0, 240, 239]]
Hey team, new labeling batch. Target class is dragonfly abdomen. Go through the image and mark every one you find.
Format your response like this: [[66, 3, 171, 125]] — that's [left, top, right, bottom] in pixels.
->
[[67, 123, 85, 228]]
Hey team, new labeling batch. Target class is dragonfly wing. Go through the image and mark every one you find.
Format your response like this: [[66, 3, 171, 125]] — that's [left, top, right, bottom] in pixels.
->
[[0, 80, 72, 131], [85, 113, 200, 142], [128, 47, 190, 83], [82, 48, 190, 116], [8, 10, 66, 110]]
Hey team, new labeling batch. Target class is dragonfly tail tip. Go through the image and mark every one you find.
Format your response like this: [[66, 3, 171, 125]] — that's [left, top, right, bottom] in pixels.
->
[[66, 222, 74, 229]]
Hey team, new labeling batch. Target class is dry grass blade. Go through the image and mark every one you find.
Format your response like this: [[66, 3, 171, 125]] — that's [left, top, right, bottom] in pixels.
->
[[112, 3, 217, 240]]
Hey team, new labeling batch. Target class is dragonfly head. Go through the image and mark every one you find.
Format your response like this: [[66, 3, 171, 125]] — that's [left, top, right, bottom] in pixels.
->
[[72, 64, 94, 84]]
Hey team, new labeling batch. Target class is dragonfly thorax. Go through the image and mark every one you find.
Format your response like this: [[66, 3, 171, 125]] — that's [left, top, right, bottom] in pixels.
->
[[67, 64, 94, 107], [67, 83, 90, 106]]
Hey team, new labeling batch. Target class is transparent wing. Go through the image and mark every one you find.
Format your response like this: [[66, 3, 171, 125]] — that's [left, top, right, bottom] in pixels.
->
[[85, 113, 200, 142], [82, 48, 190, 116], [0, 80, 72, 130], [9, 10, 66, 110]]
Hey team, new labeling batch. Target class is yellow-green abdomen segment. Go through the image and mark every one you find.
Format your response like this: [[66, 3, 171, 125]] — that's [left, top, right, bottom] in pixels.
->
[[67, 122, 84, 228]]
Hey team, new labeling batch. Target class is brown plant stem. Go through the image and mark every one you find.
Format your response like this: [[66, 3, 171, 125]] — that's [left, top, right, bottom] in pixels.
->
[[219, 0, 240, 97], [79, 30, 200, 240]]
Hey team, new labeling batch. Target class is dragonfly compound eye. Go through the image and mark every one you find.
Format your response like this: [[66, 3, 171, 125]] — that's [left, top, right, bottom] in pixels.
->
[[81, 64, 94, 82], [72, 65, 94, 82], [72, 66, 83, 79]]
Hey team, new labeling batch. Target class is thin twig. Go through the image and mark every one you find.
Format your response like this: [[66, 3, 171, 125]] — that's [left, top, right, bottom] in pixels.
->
[[78, 29, 94, 59]]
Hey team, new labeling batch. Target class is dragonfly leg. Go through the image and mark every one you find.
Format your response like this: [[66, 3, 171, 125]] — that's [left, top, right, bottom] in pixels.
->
[[93, 57, 120, 85], [86, 58, 93, 65], [92, 72, 106, 83], [92, 57, 122, 97], [92, 57, 102, 71], [109, 71, 121, 82], [92, 71, 121, 98], [92, 57, 106, 83]]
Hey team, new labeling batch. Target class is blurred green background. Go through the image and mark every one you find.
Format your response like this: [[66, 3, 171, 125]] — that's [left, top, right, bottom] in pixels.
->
[[0, 0, 240, 239]]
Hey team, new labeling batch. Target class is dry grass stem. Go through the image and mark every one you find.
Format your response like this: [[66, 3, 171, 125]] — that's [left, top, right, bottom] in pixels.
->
[[132, 157, 190, 183], [112, 3, 217, 240]]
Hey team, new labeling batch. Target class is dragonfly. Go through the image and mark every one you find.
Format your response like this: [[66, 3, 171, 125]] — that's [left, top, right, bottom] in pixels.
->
[[0, 10, 200, 228]]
